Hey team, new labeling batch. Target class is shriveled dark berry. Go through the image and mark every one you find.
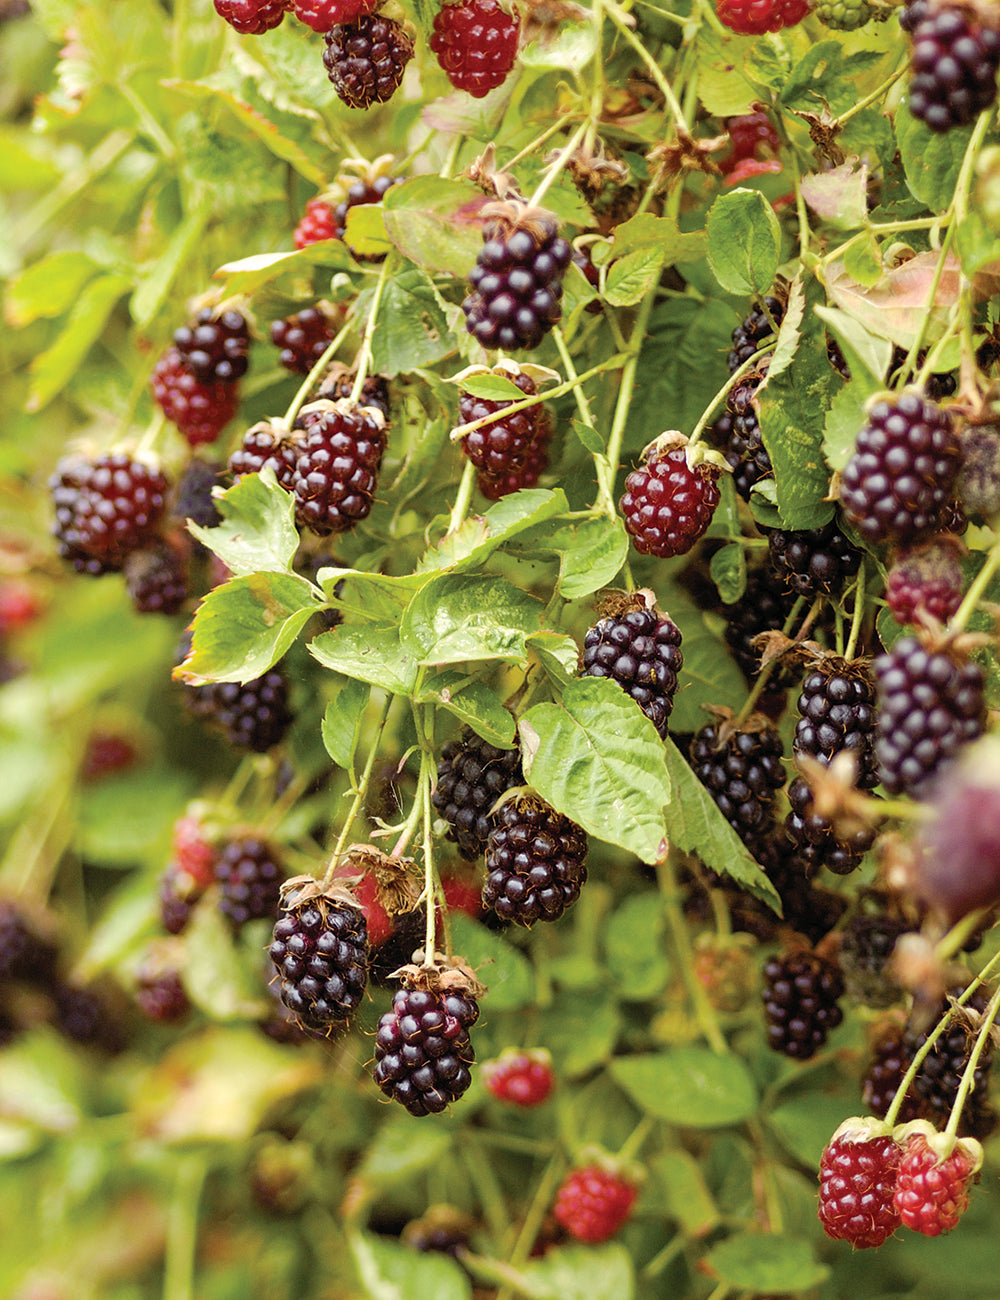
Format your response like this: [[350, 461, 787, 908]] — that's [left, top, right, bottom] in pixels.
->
[[323, 14, 414, 110], [957, 421, 1000, 521], [215, 837, 285, 927], [462, 212, 571, 351], [582, 603, 683, 737], [874, 636, 985, 796], [727, 296, 783, 373], [124, 542, 190, 615], [839, 911, 912, 1007], [840, 393, 962, 545], [430, 0, 520, 98], [433, 731, 523, 860], [373, 981, 479, 1116], [784, 775, 874, 876], [483, 795, 588, 926], [270, 308, 336, 375], [620, 445, 721, 558], [762, 948, 844, 1059], [723, 368, 772, 500], [214, 0, 288, 34], [173, 308, 250, 384], [291, 403, 386, 536], [185, 667, 292, 753], [767, 519, 862, 598], [152, 347, 239, 447], [269, 891, 369, 1032], [818, 1127, 902, 1248], [908, 5, 1000, 133], [886, 539, 964, 626], [51, 453, 169, 574], [690, 722, 785, 846]]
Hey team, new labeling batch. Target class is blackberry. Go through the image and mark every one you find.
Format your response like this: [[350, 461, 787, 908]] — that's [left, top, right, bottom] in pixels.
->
[[908, 5, 1000, 133], [727, 296, 783, 373], [429, 0, 520, 98], [135, 970, 190, 1023], [482, 794, 588, 926], [839, 911, 911, 1007], [290, 402, 387, 535], [765, 843, 848, 944], [863, 1025, 923, 1122], [581, 598, 683, 738], [762, 949, 844, 1059], [292, 0, 377, 33], [294, 197, 338, 249], [269, 884, 369, 1033], [905, 990, 997, 1139], [124, 542, 190, 615], [173, 308, 250, 384], [186, 667, 292, 753], [323, 14, 414, 110], [317, 369, 391, 419], [152, 347, 239, 447], [839, 393, 962, 545], [215, 836, 285, 927], [784, 775, 874, 876], [270, 308, 336, 375], [723, 562, 800, 685], [794, 659, 879, 786], [214, 0, 288, 33], [477, 427, 551, 499], [723, 368, 772, 500], [620, 442, 721, 559], [373, 976, 480, 1116], [874, 636, 985, 796], [171, 458, 223, 530], [886, 345, 957, 402], [767, 519, 862, 599], [459, 369, 542, 478], [900, 0, 930, 34], [690, 721, 786, 847], [886, 539, 964, 627], [53, 983, 127, 1053], [813, 0, 882, 29], [462, 209, 571, 351], [229, 421, 301, 491], [818, 1124, 902, 1248], [51, 453, 169, 574], [433, 730, 523, 860]]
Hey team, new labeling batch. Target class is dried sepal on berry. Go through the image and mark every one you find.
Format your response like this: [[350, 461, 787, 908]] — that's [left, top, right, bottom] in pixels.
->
[[338, 843, 423, 918]]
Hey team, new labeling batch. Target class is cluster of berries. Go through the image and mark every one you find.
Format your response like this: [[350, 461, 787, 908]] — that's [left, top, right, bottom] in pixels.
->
[[153, 307, 249, 448], [902, 1, 1000, 132]]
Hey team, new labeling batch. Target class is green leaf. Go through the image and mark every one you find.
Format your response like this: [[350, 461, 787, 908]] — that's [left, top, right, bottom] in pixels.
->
[[26, 272, 130, 411], [604, 894, 670, 1001], [354, 1119, 452, 1191], [520, 677, 671, 863], [604, 247, 664, 307], [343, 203, 393, 260], [896, 101, 973, 211], [178, 572, 319, 684], [448, 914, 534, 1012], [369, 269, 454, 376], [213, 243, 353, 297], [706, 190, 781, 296], [799, 159, 868, 231], [662, 739, 781, 910], [558, 517, 628, 599], [526, 630, 580, 690], [76, 875, 159, 977], [310, 623, 419, 695], [417, 489, 568, 575], [4, 250, 100, 326], [766, 1089, 858, 1166], [703, 1234, 829, 1293], [0, 1032, 85, 1134], [350, 1232, 472, 1300], [188, 469, 300, 577], [455, 372, 528, 401], [181, 904, 268, 1020], [321, 676, 371, 772], [519, 1244, 634, 1300], [814, 304, 890, 396], [695, 26, 757, 116], [542, 987, 621, 1077], [651, 1150, 720, 1237], [823, 379, 867, 473], [78, 767, 197, 865], [709, 542, 747, 604], [610, 1046, 757, 1127], [317, 569, 426, 623], [519, 20, 599, 73], [417, 671, 515, 746], [383, 176, 485, 278], [601, 212, 707, 265], [401, 574, 543, 667], [766, 274, 804, 382], [131, 199, 210, 326]]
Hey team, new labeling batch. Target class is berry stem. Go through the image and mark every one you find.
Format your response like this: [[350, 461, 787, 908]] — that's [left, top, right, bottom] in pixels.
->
[[551, 326, 615, 516], [447, 458, 478, 535], [843, 560, 867, 662], [947, 531, 1000, 634], [504, 1151, 567, 1275], [450, 356, 627, 440], [282, 314, 355, 429], [601, 285, 659, 516], [834, 63, 907, 128], [731, 595, 811, 729], [602, 0, 689, 133], [461, 1137, 513, 1242], [935, 906, 996, 962], [419, 755, 439, 968], [163, 1155, 208, 1300], [944, 982, 1000, 1142], [349, 253, 395, 406], [504, 113, 577, 173], [656, 855, 728, 1055], [134, 408, 167, 457], [617, 1113, 655, 1163], [527, 118, 590, 209], [686, 345, 775, 448], [320, 693, 393, 890]]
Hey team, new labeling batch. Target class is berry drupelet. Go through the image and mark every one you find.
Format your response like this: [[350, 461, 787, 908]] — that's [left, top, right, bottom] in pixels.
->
[[290, 401, 387, 535], [215, 836, 285, 927], [482, 1048, 554, 1106], [813, 0, 883, 29], [269, 884, 369, 1033], [767, 519, 862, 599], [229, 421, 301, 492], [373, 973, 480, 1116], [482, 794, 588, 926], [185, 667, 293, 753], [462, 209, 571, 351], [818, 1120, 902, 1248], [721, 367, 772, 500], [716, 0, 808, 34], [294, 198, 338, 249], [432, 730, 523, 861], [581, 598, 683, 738], [270, 308, 336, 375], [51, 453, 169, 575], [620, 441, 721, 558], [763, 948, 844, 1059], [886, 539, 964, 627], [323, 14, 414, 110], [690, 720, 786, 848], [173, 308, 250, 384], [430, 0, 520, 98], [728, 296, 784, 373], [292, 0, 378, 33], [894, 1129, 982, 1235], [794, 658, 879, 786], [214, 0, 289, 33]]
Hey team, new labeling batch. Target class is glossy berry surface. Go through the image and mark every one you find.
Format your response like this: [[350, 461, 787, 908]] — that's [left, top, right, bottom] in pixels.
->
[[554, 1166, 637, 1243], [840, 393, 961, 545], [768, 519, 862, 598], [818, 1131, 902, 1248], [430, 0, 520, 98], [186, 667, 292, 753], [762, 949, 844, 1059], [229, 423, 300, 491], [323, 14, 414, 110], [373, 983, 479, 1116], [874, 636, 985, 796], [721, 370, 772, 500], [894, 1133, 977, 1235], [784, 774, 874, 877], [213, 0, 288, 34], [582, 604, 683, 738], [482, 795, 588, 926], [462, 214, 571, 351], [794, 660, 878, 784], [458, 370, 553, 498], [690, 723, 785, 847], [214, 837, 285, 927], [291, 405, 386, 535], [432, 731, 523, 861], [886, 540, 964, 627], [908, 7, 1000, 133], [269, 896, 369, 1032], [482, 1049, 554, 1106], [904, 989, 996, 1139], [294, 198, 338, 248], [152, 347, 239, 446], [723, 562, 799, 685], [716, 0, 809, 36], [863, 1026, 923, 1123], [173, 308, 249, 384], [620, 446, 721, 558], [728, 296, 783, 372], [270, 308, 336, 375], [51, 453, 169, 574], [292, 0, 378, 33]]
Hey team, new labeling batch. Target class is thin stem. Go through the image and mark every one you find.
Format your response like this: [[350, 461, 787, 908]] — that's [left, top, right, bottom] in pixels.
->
[[657, 856, 728, 1054], [447, 458, 477, 535], [945, 983, 1000, 1142], [121, 82, 176, 160], [599, 285, 659, 512], [552, 325, 613, 514], [844, 561, 867, 662], [350, 254, 394, 405], [505, 114, 576, 172], [732, 593, 809, 727], [603, 0, 688, 132], [320, 694, 393, 890], [162, 1156, 208, 1300], [835, 64, 907, 127], [688, 345, 775, 447], [134, 409, 167, 457], [283, 314, 355, 428], [450, 356, 626, 440], [947, 529, 1000, 633], [461, 1138, 512, 1244], [617, 1114, 655, 1164], [506, 1154, 566, 1270], [935, 907, 994, 963], [528, 118, 590, 209], [420, 757, 438, 967]]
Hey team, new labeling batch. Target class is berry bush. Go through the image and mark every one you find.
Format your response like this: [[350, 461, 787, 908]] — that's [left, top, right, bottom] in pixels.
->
[[5, 0, 1000, 1296]]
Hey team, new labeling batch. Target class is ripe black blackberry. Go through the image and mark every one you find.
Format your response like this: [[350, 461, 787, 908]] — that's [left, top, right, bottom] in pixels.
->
[[215, 836, 285, 927], [839, 911, 911, 1007], [291, 402, 387, 536], [727, 295, 784, 373], [722, 367, 772, 500], [373, 972, 480, 1116], [762, 949, 844, 1060], [51, 453, 169, 574], [899, 0, 930, 33], [269, 883, 369, 1033], [723, 562, 800, 686], [767, 519, 862, 598], [52, 983, 127, 1054], [905, 989, 998, 1140], [690, 720, 786, 847], [124, 542, 190, 615], [908, 5, 1000, 133], [317, 369, 391, 419], [185, 667, 292, 753], [322, 14, 414, 110], [874, 635, 985, 796], [432, 730, 523, 860], [462, 208, 571, 351], [581, 598, 683, 738], [270, 308, 336, 375], [328, 175, 399, 251], [863, 1025, 922, 1122], [229, 421, 301, 491], [482, 794, 588, 926], [459, 369, 541, 478], [839, 393, 962, 545], [794, 659, 879, 786], [173, 308, 250, 383], [170, 458, 223, 530], [784, 775, 874, 876]]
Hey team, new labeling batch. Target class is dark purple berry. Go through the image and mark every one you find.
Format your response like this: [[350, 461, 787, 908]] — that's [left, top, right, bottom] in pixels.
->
[[432, 731, 523, 861], [581, 601, 683, 737], [135, 970, 190, 1023], [839, 910, 912, 1007], [171, 458, 224, 530], [458, 368, 553, 500], [768, 519, 862, 598], [173, 308, 250, 384], [229, 422, 301, 491], [51, 453, 169, 574], [794, 659, 879, 786], [270, 308, 336, 375], [291, 403, 387, 536], [152, 347, 239, 447], [908, 6, 1000, 133], [462, 212, 571, 351], [215, 837, 285, 927], [727, 295, 784, 373], [124, 542, 190, 614], [269, 888, 369, 1032], [373, 979, 480, 1116], [620, 444, 721, 558], [722, 367, 772, 500], [185, 667, 293, 753], [762, 948, 844, 1059], [690, 721, 786, 847], [323, 14, 414, 109], [483, 795, 588, 926]]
